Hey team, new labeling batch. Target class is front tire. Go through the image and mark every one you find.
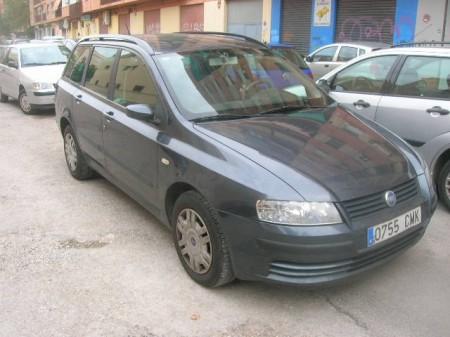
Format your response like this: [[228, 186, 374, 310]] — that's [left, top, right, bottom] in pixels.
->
[[172, 191, 234, 287], [63, 125, 93, 180], [438, 161, 450, 211], [19, 89, 34, 114]]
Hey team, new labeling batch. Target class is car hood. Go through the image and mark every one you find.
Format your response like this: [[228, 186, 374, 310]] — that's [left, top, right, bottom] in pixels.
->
[[194, 105, 416, 202], [20, 64, 65, 84]]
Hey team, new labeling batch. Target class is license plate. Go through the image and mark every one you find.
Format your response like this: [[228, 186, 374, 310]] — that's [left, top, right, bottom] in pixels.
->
[[367, 207, 421, 247]]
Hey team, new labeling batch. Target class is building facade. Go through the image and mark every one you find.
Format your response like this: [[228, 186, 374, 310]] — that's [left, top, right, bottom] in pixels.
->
[[29, 0, 272, 42], [29, 0, 449, 53], [271, 0, 450, 54]]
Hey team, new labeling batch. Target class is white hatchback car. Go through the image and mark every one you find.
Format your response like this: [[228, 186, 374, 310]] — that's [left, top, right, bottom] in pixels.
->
[[318, 45, 450, 209], [0, 43, 70, 114], [306, 41, 389, 79]]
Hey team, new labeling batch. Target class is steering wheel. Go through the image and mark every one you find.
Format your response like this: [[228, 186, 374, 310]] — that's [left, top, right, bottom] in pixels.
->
[[351, 76, 375, 92], [241, 78, 274, 99]]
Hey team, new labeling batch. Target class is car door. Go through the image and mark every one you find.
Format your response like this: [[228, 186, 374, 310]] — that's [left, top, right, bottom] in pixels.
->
[[71, 46, 119, 167], [376, 55, 450, 147], [0, 47, 9, 94], [102, 49, 161, 210], [327, 55, 399, 120], [336, 46, 359, 67], [308, 46, 338, 79], [2, 48, 20, 98]]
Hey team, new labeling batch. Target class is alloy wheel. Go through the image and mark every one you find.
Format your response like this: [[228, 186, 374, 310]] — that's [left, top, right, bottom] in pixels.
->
[[176, 208, 212, 274], [20, 92, 31, 113], [64, 133, 78, 172]]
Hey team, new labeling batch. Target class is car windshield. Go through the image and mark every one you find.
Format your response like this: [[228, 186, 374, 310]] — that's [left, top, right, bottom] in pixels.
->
[[274, 48, 309, 70], [155, 47, 331, 121], [20, 45, 70, 67]]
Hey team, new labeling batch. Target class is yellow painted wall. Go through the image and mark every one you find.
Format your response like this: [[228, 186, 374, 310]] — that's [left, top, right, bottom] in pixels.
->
[[160, 6, 180, 33], [110, 14, 119, 34], [262, 0, 272, 43], [130, 11, 144, 34], [204, 0, 226, 32]]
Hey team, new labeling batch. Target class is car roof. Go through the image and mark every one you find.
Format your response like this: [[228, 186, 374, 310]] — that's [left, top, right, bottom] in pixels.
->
[[268, 43, 295, 49], [369, 46, 450, 56], [79, 33, 267, 54], [315, 41, 390, 50], [0, 42, 62, 49]]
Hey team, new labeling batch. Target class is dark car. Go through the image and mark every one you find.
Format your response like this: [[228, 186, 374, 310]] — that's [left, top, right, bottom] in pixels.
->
[[55, 33, 436, 287], [269, 43, 313, 79]]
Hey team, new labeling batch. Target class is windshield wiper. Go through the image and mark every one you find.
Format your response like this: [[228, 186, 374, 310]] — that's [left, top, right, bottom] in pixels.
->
[[191, 114, 253, 123], [257, 105, 309, 116], [22, 63, 47, 67]]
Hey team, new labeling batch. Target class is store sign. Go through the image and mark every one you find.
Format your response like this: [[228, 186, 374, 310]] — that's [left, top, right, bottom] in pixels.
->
[[314, 0, 331, 27]]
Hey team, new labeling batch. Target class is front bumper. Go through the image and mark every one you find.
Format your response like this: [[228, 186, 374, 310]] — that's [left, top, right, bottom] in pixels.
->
[[219, 175, 437, 286], [29, 91, 55, 108]]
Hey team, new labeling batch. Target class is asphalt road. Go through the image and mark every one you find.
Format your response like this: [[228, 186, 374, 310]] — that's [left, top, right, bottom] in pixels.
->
[[1, 101, 450, 337]]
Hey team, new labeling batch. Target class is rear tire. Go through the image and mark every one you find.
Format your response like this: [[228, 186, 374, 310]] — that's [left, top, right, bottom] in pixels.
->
[[172, 191, 234, 287], [63, 125, 93, 180], [19, 89, 34, 114], [438, 161, 450, 211]]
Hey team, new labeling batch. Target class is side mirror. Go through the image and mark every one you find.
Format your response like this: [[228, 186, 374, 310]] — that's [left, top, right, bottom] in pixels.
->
[[8, 60, 17, 68], [305, 55, 312, 63], [317, 79, 331, 93], [126, 104, 159, 124]]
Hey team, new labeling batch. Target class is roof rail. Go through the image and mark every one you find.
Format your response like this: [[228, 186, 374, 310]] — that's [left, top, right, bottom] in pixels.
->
[[177, 31, 267, 48], [392, 41, 450, 48], [78, 34, 154, 54]]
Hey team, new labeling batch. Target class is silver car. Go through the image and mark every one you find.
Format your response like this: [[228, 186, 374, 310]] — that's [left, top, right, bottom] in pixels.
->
[[318, 46, 450, 209], [306, 42, 389, 79], [0, 43, 70, 114]]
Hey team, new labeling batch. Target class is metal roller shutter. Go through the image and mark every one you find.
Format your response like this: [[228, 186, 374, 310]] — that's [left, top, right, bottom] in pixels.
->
[[281, 0, 312, 54], [336, 0, 396, 44]]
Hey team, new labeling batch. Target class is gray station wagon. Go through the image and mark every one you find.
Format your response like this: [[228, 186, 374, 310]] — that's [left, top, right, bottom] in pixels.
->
[[55, 34, 436, 287]]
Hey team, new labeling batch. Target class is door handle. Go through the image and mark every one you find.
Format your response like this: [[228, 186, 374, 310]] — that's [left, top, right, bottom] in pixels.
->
[[353, 100, 370, 108], [426, 106, 449, 116], [324, 64, 330, 68], [75, 94, 82, 104], [106, 111, 114, 116]]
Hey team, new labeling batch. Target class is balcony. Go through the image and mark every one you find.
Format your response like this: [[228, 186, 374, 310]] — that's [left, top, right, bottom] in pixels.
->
[[100, 0, 122, 5], [68, 1, 82, 18], [33, 12, 47, 23]]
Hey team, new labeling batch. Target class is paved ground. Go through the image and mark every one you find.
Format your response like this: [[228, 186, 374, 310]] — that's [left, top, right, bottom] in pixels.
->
[[0, 100, 449, 337]]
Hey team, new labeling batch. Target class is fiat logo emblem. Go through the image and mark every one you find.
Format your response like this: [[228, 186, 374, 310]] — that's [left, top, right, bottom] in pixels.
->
[[385, 191, 397, 207]]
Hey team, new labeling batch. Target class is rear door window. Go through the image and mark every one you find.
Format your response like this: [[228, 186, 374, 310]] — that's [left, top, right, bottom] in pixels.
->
[[392, 56, 450, 99], [312, 46, 337, 62], [84, 47, 119, 98], [332, 55, 397, 94], [64, 46, 91, 84], [112, 50, 161, 108], [7, 48, 18, 67], [337, 46, 358, 62]]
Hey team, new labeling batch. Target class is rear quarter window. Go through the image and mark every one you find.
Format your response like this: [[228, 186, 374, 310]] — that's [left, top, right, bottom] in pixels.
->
[[64, 45, 91, 84]]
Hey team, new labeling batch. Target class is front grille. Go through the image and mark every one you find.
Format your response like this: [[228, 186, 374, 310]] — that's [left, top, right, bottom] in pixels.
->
[[268, 228, 423, 280], [341, 179, 418, 220]]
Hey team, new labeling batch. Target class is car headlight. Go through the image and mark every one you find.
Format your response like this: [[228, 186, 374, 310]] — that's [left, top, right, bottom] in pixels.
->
[[32, 82, 53, 91], [256, 200, 342, 226]]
